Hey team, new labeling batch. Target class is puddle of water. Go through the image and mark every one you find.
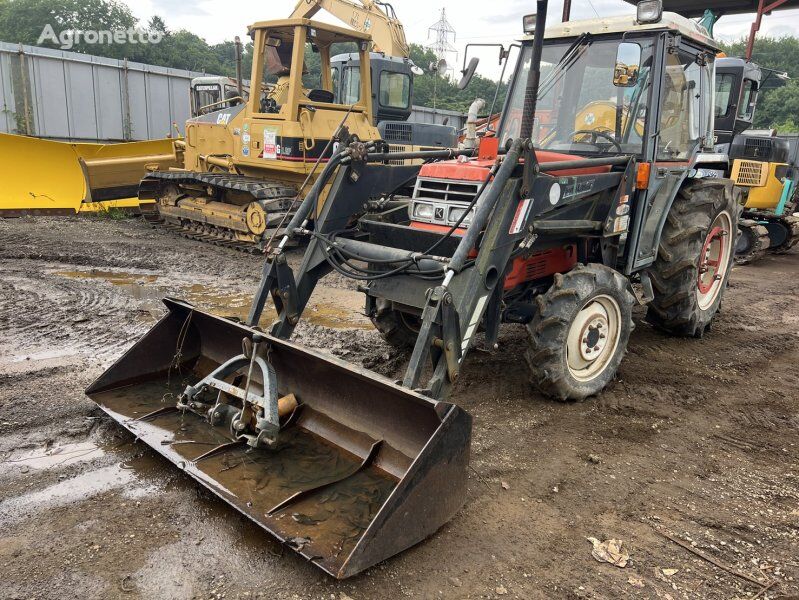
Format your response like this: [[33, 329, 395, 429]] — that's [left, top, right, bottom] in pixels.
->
[[0, 465, 135, 524], [54, 268, 371, 330], [55, 269, 159, 285], [9, 347, 78, 364], [3, 441, 104, 470]]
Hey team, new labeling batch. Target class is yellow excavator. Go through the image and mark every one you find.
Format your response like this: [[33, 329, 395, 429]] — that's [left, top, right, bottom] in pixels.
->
[[289, 0, 409, 56]]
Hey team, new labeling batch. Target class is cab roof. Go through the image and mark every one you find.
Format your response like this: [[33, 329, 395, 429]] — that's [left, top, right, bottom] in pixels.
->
[[247, 18, 373, 44], [528, 12, 717, 49], [625, 0, 799, 18]]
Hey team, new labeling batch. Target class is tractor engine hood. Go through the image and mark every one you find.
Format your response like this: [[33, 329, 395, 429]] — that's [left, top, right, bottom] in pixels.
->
[[409, 151, 614, 231], [418, 150, 613, 181]]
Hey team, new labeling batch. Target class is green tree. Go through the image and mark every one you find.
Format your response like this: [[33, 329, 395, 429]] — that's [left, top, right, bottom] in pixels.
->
[[0, 0, 137, 59], [408, 43, 508, 113]]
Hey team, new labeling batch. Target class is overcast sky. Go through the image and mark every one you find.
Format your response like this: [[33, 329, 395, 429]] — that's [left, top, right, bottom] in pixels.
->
[[122, 0, 799, 73]]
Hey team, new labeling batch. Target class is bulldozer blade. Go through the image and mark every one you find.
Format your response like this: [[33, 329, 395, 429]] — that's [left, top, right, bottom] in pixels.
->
[[86, 299, 471, 579], [0, 133, 178, 215]]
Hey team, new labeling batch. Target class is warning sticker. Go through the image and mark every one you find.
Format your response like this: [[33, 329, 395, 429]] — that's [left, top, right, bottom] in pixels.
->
[[509, 198, 532, 234], [263, 127, 278, 160]]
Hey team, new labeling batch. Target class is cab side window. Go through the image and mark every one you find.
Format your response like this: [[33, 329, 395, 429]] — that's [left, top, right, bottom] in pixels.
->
[[657, 50, 702, 160]]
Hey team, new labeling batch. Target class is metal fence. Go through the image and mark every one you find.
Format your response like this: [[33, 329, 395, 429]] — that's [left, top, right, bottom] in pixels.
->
[[0, 41, 207, 142]]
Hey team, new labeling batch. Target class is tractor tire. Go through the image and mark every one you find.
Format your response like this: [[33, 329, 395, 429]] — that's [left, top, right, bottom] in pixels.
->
[[525, 263, 635, 401], [370, 298, 420, 349], [734, 219, 770, 265], [646, 179, 740, 338]]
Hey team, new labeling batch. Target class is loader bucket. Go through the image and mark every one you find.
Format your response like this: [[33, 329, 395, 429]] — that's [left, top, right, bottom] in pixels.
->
[[86, 299, 471, 578]]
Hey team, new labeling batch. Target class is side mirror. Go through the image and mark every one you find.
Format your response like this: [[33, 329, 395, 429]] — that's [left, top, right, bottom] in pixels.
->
[[458, 57, 480, 90], [613, 42, 641, 87]]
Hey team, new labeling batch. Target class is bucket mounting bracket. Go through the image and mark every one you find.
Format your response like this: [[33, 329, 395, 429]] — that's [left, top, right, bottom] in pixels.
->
[[178, 334, 280, 448]]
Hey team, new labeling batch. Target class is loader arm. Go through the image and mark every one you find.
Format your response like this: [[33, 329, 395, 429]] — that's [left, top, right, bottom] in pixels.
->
[[290, 0, 409, 57]]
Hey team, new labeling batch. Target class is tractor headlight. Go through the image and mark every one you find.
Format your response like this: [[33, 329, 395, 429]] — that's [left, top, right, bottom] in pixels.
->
[[636, 0, 663, 24], [448, 206, 474, 225], [413, 202, 434, 220], [548, 182, 562, 206]]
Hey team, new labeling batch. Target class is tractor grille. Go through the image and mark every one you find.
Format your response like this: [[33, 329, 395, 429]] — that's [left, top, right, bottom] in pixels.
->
[[409, 177, 481, 227], [731, 159, 768, 187], [382, 122, 413, 143], [414, 177, 481, 203]]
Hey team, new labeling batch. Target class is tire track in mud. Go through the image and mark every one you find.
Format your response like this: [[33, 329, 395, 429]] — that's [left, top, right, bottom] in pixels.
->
[[0, 264, 152, 365]]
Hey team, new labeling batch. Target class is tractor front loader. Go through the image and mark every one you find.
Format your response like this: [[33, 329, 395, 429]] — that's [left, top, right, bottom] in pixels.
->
[[87, 0, 739, 578]]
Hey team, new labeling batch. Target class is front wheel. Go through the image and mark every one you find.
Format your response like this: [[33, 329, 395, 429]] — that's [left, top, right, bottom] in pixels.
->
[[370, 298, 421, 349], [525, 264, 635, 401], [646, 179, 740, 337]]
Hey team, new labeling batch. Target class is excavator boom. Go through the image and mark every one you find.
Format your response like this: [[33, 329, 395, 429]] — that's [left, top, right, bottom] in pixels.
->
[[290, 0, 409, 57]]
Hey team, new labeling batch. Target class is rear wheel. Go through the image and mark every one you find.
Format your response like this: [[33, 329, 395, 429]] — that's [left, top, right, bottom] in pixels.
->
[[525, 264, 635, 401], [370, 298, 421, 349], [646, 179, 740, 338]]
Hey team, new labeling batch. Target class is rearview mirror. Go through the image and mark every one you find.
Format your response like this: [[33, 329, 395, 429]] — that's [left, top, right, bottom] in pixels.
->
[[613, 42, 641, 87], [458, 57, 480, 90]]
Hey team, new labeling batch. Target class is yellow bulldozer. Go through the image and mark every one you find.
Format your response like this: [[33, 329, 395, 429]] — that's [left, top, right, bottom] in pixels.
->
[[138, 18, 384, 250]]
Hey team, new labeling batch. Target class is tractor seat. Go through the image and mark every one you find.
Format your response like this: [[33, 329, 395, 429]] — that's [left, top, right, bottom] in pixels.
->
[[307, 89, 335, 103]]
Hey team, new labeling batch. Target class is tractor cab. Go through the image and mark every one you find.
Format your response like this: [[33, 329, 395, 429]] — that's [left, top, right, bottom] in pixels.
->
[[496, 13, 716, 161], [407, 11, 720, 254]]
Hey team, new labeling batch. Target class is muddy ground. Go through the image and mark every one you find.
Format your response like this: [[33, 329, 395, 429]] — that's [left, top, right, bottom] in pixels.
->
[[1, 215, 798, 600]]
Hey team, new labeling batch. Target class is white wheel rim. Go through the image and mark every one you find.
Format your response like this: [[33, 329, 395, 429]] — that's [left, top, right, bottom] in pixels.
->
[[697, 211, 733, 311], [565, 294, 622, 382]]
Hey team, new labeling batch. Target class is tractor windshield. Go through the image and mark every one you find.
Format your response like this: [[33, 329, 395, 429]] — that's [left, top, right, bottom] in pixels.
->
[[499, 38, 655, 156]]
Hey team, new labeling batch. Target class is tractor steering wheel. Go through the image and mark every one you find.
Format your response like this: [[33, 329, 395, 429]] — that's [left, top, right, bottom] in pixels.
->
[[568, 129, 622, 153]]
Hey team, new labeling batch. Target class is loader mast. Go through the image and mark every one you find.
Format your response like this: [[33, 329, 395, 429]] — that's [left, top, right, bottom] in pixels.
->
[[520, 0, 548, 192]]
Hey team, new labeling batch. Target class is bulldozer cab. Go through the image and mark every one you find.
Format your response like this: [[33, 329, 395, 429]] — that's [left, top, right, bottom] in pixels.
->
[[249, 19, 374, 123]]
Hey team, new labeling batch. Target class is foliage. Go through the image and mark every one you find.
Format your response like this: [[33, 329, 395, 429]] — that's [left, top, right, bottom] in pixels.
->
[[408, 44, 508, 113]]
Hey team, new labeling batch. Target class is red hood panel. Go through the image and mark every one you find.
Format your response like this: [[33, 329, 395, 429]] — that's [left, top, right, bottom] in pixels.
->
[[418, 150, 612, 181]]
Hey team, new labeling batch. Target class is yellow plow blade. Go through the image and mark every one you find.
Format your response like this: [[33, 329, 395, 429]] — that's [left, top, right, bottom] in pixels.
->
[[0, 133, 179, 215]]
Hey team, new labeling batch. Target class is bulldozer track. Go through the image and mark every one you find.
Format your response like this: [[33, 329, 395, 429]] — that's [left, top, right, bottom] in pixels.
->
[[770, 215, 799, 254], [141, 209, 264, 254], [142, 171, 297, 201], [735, 219, 770, 265], [141, 172, 299, 254]]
